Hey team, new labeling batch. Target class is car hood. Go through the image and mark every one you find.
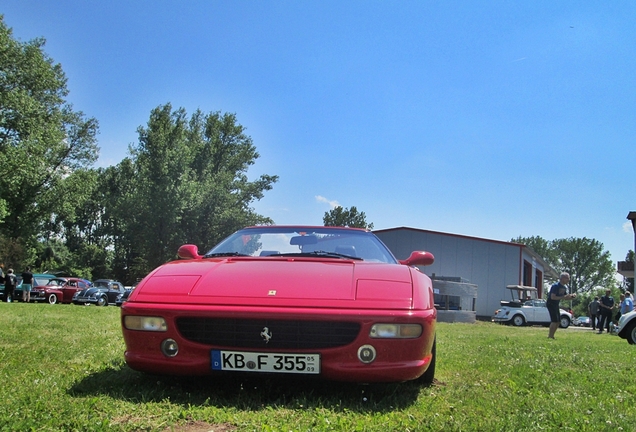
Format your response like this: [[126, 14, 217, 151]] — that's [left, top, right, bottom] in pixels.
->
[[130, 257, 415, 309]]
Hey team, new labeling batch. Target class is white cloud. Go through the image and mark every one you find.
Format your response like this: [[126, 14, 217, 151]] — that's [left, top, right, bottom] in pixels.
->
[[315, 195, 339, 209], [623, 221, 634, 233]]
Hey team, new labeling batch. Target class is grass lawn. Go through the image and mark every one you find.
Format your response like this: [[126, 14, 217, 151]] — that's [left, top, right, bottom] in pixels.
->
[[0, 302, 634, 431]]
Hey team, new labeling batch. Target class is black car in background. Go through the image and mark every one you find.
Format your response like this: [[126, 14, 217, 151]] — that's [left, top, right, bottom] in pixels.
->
[[115, 288, 133, 306], [72, 279, 125, 306]]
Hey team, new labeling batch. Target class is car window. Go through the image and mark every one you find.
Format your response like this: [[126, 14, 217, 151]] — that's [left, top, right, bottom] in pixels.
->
[[34, 277, 52, 286], [208, 227, 397, 263]]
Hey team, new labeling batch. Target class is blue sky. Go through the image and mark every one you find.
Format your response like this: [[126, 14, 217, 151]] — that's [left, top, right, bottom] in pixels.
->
[[3, 1, 635, 266]]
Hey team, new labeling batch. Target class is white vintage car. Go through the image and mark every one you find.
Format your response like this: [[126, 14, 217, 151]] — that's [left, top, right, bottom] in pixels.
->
[[492, 285, 572, 328], [616, 310, 636, 343]]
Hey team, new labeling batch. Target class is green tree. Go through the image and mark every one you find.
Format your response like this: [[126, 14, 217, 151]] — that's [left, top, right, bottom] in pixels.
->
[[323, 206, 374, 229], [552, 237, 615, 295], [0, 16, 99, 269], [107, 104, 277, 279], [512, 235, 615, 295]]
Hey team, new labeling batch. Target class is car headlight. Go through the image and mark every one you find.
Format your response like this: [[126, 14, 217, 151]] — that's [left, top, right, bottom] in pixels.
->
[[369, 323, 422, 338], [124, 316, 168, 332]]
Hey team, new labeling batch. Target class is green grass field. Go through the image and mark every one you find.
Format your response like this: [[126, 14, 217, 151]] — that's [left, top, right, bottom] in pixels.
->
[[0, 302, 633, 431]]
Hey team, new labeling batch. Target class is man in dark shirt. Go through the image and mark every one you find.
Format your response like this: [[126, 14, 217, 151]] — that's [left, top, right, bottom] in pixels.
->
[[547, 272, 575, 339], [597, 289, 615, 333], [588, 297, 600, 330]]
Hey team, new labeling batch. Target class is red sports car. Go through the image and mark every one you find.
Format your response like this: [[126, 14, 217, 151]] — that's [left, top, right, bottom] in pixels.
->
[[121, 226, 437, 383]]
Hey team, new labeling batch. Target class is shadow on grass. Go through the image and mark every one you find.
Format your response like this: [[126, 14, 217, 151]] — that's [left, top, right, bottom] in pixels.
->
[[68, 363, 425, 413]]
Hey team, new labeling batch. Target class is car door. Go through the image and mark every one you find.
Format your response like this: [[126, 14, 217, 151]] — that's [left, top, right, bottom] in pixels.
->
[[533, 300, 550, 323], [522, 300, 537, 322]]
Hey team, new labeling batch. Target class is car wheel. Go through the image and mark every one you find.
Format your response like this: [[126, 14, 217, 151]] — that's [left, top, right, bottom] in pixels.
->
[[559, 316, 570, 328], [511, 315, 525, 326], [624, 321, 636, 344], [47, 294, 58, 305], [97, 296, 108, 307], [417, 338, 436, 385]]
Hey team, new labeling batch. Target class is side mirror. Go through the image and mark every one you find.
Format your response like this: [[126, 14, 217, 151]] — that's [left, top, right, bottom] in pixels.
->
[[178, 244, 202, 260], [399, 251, 435, 267]]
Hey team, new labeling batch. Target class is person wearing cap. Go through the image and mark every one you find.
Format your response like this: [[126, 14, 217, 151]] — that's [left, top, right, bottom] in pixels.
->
[[547, 272, 575, 339]]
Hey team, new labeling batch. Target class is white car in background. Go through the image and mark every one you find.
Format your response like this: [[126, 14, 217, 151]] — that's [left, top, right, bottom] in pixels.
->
[[616, 310, 636, 343], [492, 285, 572, 328]]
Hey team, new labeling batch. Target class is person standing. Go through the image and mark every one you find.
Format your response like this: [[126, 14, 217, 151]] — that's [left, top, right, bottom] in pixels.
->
[[589, 296, 600, 330], [547, 272, 576, 339], [3, 269, 15, 302], [619, 292, 634, 319], [21, 267, 33, 303], [597, 289, 615, 334]]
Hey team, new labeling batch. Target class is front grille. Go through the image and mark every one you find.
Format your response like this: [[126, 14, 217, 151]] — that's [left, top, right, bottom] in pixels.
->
[[176, 317, 361, 350]]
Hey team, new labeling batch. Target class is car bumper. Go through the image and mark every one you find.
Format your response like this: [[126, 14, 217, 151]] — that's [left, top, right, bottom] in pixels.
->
[[73, 297, 98, 305], [121, 303, 436, 383]]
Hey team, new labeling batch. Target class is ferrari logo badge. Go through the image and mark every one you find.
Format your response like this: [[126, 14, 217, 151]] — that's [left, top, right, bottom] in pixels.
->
[[260, 327, 273, 344]]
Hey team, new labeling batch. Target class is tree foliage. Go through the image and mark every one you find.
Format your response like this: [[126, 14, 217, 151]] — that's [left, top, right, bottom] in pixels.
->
[[105, 104, 278, 280], [511, 235, 616, 295], [323, 206, 374, 229], [0, 16, 99, 269]]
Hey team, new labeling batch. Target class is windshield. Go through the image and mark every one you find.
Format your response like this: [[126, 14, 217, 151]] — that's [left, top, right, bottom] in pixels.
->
[[206, 226, 397, 264]]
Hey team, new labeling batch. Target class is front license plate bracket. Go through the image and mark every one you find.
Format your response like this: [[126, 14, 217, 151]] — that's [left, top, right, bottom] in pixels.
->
[[211, 350, 320, 374]]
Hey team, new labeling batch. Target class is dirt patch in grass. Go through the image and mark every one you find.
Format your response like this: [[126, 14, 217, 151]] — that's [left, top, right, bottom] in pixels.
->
[[162, 421, 236, 432]]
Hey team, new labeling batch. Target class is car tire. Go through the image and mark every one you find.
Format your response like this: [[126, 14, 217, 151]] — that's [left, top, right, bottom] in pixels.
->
[[417, 338, 436, 386], [559, 316, 570, 329], [624, 321, 636, 344], [97, 296, 108, 307], [512, 315, 525, 326], [47, 294, 58, 305]]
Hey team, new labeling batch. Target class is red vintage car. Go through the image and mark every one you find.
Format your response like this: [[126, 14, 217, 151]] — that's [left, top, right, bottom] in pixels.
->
[[31, 277, 92, 304], [121, 226, 437, 383]]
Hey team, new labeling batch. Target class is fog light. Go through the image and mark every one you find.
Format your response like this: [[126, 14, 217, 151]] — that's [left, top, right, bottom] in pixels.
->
[[161, 339, 179, 357], [357, 344, 376, 364]]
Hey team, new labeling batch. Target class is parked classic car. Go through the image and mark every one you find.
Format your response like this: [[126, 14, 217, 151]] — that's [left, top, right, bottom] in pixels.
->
[[13, 273, 57, 302], [574, 316, 591, 327], [115, 287, 134, 307], [492, 285, 572, 328], [121, 225, 438, 383], [616, 310, 636, 343], [31, 277, 92, 304], [72, 279, 125, 306]]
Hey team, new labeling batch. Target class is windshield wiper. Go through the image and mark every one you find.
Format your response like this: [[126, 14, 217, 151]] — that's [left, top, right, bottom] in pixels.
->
[[269, 250, 363, 261], [203, 252, 249, 258]]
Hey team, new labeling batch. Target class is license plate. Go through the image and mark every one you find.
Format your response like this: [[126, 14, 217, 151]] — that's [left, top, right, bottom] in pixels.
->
[[211, 350, 320, 374]]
